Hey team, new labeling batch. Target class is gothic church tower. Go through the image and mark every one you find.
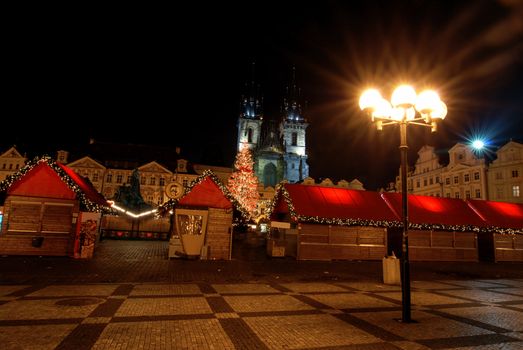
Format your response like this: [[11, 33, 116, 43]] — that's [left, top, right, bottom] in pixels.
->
[[237, 63, 263, 152], [280, 67, 309, 183]]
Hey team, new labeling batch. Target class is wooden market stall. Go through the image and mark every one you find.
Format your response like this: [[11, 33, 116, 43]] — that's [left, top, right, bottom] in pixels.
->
[[467, 199, 523, 262], [270, 184, 400, 261], [381, 193, 485, 262], [163, 170, 244, 260], [0, 157, 109, 257]]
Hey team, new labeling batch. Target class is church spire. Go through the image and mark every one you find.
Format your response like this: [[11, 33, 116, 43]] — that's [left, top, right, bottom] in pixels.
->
[[282, 66, 305, 122], [240, 62, 263, 120]]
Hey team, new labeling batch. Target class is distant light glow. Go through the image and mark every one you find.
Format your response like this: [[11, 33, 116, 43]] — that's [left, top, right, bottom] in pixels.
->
[[472, 140, 485, 150]]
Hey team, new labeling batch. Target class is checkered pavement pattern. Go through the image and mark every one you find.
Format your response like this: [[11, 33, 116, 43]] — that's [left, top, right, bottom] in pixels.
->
[[0, 279, 522, 349]]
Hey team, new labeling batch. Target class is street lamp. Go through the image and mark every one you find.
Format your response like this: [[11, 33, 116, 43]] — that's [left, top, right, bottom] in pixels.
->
[[359, 85, 447, 322]]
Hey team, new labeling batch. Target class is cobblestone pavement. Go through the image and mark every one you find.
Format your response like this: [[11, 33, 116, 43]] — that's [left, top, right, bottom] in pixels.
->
[[0, 241, 522, 349]]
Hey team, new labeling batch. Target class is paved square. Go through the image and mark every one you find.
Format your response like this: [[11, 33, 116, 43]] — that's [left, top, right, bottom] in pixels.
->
[[224, 294, 314, 313], [375, 291, 468, 306], [0, 285, 28, 296], [212, 283, 280, 294], [92, 319, 235, 349], [309, 292, 398, 310], [0, 299, 100, 320], [440, 289, 523, 303], [442, 306, 523, 332], [130, 283, 201, 296], [244, 314, 380, 349], [27, 284, 119, 297], [280, 282, 349, 293], [115, 297, 212, 316], [0, 324, 77, 350]]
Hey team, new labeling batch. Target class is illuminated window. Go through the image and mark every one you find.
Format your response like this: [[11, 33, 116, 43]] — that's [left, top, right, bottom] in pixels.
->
[[512, 170, 519, 178], [454, 176, 458, 184], [464, 174, 470, 182], [465, 191, 470, 199], [106, 174, 112, 183], [292, 132, 298, 146], [150, 177, 156, 186], [475, 189, 481, 198], [474, 172, 480, 180], [116, 175, 123, 184], [513, 185, 520, 197]]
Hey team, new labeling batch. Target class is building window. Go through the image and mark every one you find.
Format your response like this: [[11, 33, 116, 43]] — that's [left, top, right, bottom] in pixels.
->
[[416, 180, 420, 188], [150, 177, 156, 186], [291, 132, 298, 146], [512, 170, 519, 178], [9, 164, 13, 170], [458, 153, 464, 160], [159, 178, 165, 186], [475, 189, 481, 198], [93, 173, 99, 182], [247, 128, 253, 143], [474, 172, 480, 180], [141, 177, 146, 185], [446, 193, 450, 198], [436, 193, 440, 197], [15, 164, 19, 169], [291, 163, 295, 169], [183, 179, 188, 187], [496, 187, 503, 199], [126, 176, 131, 184], [514, 185, 521, 197], [429, 178, 433, 185], [455, 192, 460, 199], [116, 175, 123, 184], [106, 174, 112, 183], [464, 174, 470, 182], [454, 176, 458, 184], [445, 178, 450, 185], [495, 172, 502, 180], [465, 191, 470, 199], [2, 164, 5, 169], [436, 176, 439, 184]]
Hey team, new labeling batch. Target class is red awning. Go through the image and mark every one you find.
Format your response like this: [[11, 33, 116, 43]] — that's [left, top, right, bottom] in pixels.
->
[[276, 184, 399, 222], [178, 177, 232, 209], [57, 163, 108, 207], [382, 193, 486, 227], [467, 199, 523, 229]]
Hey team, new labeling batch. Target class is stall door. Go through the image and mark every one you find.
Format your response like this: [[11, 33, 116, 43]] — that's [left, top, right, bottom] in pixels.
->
[[175, 209, 208, 257]]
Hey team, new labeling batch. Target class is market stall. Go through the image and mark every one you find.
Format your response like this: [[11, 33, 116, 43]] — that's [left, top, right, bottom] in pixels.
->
[[270, 184, 400, 261], [0, 157, 109, 257], [467, 199, 523, 262]]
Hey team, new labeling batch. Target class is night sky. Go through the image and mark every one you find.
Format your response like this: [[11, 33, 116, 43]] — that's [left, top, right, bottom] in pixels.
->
[[4, 1, 523, 190]]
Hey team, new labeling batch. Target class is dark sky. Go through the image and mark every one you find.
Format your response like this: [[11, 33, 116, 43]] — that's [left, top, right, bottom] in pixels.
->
[[4, 0, 523, 190]]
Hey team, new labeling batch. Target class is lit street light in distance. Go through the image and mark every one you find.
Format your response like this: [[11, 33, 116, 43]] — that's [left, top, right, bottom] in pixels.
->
[[472, 139, 485, 150]]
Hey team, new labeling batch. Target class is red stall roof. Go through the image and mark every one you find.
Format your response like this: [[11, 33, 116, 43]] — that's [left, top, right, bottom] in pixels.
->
[[178, 175, 233, 209], [467, 199, 523, 231], [381, 193, 486, 229], [4, 158, 108, 209], [272, 184, 399, 225]]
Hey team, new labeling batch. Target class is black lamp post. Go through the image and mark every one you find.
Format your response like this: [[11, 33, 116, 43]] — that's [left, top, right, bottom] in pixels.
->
[[360, 85, 447, 322]]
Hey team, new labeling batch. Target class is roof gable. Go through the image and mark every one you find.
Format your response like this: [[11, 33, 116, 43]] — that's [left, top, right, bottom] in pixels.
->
[[66, 156, 106, 170], [7, 162, 76, 200], [178, 176, 232, 209], [138, 161, 172, 174], [0, 147, 24, 159]]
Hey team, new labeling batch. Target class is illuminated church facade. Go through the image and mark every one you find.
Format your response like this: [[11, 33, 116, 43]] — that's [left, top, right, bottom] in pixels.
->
[[236, 70, 309, 188]]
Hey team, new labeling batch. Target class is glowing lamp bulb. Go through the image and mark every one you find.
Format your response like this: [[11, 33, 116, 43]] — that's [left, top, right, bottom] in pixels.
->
[[359, 89, 382, 111], [391, 85, 416, 107], [472, 140, 484, 150]]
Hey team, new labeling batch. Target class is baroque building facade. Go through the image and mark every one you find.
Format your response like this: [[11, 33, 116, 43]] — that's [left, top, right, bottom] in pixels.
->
[[0, 147, 26, 181], [488, 140, 522, 203], [396, 143, 488, 200]]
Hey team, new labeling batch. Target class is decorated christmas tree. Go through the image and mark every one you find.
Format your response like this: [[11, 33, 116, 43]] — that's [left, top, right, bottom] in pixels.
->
[[227, 148, 259, 217]]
